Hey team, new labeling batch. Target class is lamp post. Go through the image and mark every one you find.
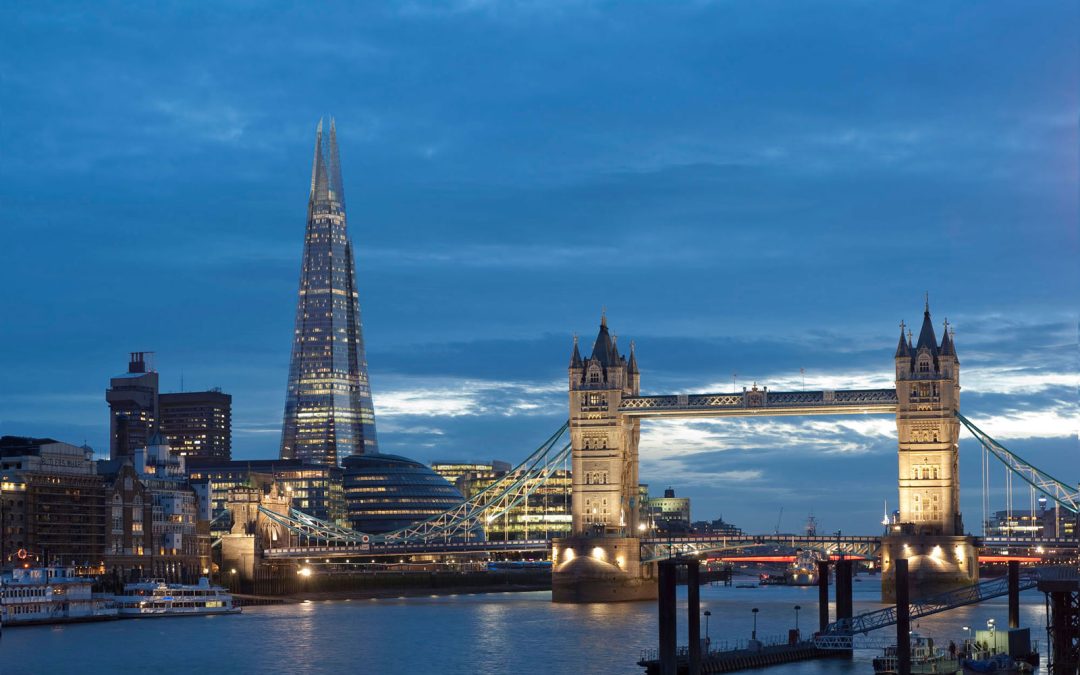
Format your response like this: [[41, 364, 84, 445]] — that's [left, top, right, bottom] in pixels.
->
[[794, 605, 801, 634], [704, 610, 712, 652], [752, 607, 759, 640]]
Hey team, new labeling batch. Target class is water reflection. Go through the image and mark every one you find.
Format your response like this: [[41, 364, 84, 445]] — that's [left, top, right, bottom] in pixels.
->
[[0, 580, 1050, 675]]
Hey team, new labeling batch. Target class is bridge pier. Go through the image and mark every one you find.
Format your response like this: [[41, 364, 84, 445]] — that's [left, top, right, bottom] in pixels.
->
[[880, 534, 978, 602], [552, 536, 656, 602]]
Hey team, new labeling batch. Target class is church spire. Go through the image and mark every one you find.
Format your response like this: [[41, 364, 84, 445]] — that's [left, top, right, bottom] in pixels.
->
[[628, 341, 639, 374]]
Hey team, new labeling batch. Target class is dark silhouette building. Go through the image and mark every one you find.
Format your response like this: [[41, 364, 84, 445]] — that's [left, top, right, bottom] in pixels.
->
[[159, 389, 232, 460], [106, 352, 158, 461], [280, 118, 379, 466]]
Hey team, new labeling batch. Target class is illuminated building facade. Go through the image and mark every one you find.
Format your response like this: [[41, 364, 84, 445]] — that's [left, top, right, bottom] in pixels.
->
[[186, 458, 345, 530], [431, 460, 511, 485], [106, 352, 159, 461], [648, 487, 692, 534], [280, 118, 379, 466], [457, 468, 573, 541], [342, 454, 463, 534], [159, 390, 232, 460], [0, 436, 106, 570]]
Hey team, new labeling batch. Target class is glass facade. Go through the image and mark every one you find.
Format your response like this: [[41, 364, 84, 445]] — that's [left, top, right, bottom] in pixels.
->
[[343, 454, 464, 535], [280, 118, 378, 466], [457, 468, 573, 541], [186, 459, 346, 531]]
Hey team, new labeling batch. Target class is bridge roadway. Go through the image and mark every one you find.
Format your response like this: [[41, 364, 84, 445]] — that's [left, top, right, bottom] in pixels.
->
[[619, 388, 898, 418], [262, 534, 1076, 561]]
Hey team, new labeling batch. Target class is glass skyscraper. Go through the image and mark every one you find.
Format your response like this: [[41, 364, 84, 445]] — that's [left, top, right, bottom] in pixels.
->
[[280, 118, 379, 465]]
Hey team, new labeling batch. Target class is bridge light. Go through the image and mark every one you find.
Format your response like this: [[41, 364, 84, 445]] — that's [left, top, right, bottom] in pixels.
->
[[930, 546, 943, 560], [563, 548, 575, 563], [298, 567, 312, 577], [591, 547, 606, 561]]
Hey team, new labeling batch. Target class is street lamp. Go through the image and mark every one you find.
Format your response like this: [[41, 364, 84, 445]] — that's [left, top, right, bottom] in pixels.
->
[[794, 605, 801, 634], [704, 610, 712, 652], [752, 607, 759, 640]]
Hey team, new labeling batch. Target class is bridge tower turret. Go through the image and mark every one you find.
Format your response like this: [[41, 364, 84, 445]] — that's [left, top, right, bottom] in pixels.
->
[[882, 299, 977, 602], [553, 314, 655, 602]]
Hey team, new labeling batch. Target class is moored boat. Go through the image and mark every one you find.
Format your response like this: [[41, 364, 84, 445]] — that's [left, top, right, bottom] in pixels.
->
[[1, 566, 116, 626], [872, 632, 960, 674], [114, 577, 240, 617]]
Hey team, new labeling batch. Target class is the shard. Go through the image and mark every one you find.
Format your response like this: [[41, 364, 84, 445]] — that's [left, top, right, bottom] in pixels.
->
[[280, 118, 379, 465]]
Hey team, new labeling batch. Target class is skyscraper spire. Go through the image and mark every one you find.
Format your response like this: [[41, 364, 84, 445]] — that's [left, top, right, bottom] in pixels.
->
[[281, 118, 379, 465]]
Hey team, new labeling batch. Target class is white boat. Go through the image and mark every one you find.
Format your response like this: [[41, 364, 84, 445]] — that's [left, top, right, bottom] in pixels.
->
[[872, 632, 961, 674], [114, 577, 240, 617], [1, 566, 117, 626]]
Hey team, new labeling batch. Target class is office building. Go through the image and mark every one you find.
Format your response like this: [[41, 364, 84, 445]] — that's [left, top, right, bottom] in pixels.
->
[[186, 458, 345, 530], [159, 389, 232, 460], [342, 454, 463, 535], [106, 352, 159, 461], [280, 118, 379, 465], [649, 487, 692, 534], [456, 468, 573, 541]]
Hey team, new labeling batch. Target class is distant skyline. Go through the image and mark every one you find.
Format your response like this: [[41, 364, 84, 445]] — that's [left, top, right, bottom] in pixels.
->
[[1, 2, 1076, 534]]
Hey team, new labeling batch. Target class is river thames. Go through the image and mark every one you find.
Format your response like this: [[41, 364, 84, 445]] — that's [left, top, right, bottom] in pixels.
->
[[2, 577, 1049, 674]]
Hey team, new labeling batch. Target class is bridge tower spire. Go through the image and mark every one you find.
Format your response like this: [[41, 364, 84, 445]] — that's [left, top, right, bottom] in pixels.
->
[[882, 299, 976, 602]]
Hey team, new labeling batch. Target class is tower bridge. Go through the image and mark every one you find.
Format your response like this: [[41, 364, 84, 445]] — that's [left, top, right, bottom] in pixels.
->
[[222, 300, 1077, 605], [553, 301, 973, 602]]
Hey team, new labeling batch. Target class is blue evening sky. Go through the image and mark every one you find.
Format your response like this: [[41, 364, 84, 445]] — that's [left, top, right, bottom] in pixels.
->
[[2, 1, 1077, 533]]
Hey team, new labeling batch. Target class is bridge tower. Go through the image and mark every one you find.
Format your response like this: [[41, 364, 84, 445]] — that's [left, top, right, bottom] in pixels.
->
[[881, 300, 978, 601], [552, 315, 656, 602]]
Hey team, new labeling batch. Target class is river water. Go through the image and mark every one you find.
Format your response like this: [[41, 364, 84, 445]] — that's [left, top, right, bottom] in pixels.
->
[[1, 577, 1049, 674]]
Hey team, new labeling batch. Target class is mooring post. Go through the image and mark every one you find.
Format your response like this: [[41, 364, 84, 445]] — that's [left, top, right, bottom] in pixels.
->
[[658, 559, 678, 675], [836, 560, 853, 624], [817, 560, 830, 632], [1008, 560, 1020, 629], [687, 559, 701, 675], [895, 558, 911, 675]]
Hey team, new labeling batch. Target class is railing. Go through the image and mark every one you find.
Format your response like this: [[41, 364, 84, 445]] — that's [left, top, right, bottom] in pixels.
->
[[639, 634, 794, 661], [815, 573, 1040, 649]]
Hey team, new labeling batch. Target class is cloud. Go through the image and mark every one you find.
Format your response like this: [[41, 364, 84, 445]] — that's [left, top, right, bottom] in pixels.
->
[[374, 376, 564, 418], [150, 99, 250, 144]]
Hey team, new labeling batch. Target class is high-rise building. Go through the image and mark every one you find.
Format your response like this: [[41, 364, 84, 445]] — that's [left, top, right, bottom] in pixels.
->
[[106, 352, 159, 461], [280, 118, 379, 466], [159, 390, 232, 460]]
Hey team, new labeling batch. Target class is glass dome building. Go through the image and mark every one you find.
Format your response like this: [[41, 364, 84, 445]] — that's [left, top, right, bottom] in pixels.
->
[[342, 453, 466, 535]]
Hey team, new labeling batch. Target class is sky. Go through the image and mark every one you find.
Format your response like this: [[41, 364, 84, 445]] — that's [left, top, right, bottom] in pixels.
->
[[1, 1, 1077, 534]]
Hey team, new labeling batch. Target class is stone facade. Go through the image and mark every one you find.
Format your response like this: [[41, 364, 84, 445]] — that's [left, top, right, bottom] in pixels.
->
[[553, 316, 655, 602], [882, 301, 977, 601]]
